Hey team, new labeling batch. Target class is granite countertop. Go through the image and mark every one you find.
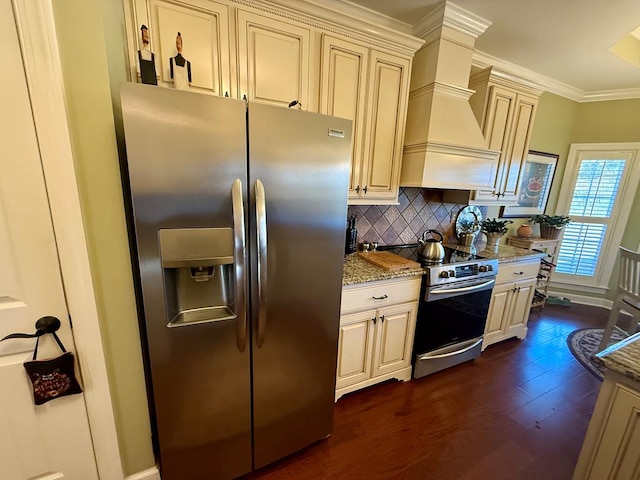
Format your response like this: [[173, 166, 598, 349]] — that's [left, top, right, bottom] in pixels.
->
[[342, 244, 545, 286], [448, 243, 547, 263], [342, 254, 424, 286], [595, 332, 640, 382]]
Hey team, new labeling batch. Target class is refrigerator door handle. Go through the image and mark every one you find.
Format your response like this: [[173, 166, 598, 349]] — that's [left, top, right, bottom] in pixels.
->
[[255, 179, 268, 347], [232, 179, 248, 352]]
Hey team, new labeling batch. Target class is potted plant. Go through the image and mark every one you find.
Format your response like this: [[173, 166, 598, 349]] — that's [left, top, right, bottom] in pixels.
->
[[530, 214, 571, 239], [480, 218, 513, 247]]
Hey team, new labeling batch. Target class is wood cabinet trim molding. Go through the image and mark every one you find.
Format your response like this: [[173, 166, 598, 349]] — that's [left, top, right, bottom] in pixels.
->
[[252, 0, 423, 55]]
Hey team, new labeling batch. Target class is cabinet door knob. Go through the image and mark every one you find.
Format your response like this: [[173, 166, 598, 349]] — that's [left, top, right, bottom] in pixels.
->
[[363, 185, 368, 194], [355, 185, 360, 193], [372, 295, 388, 300], [372, 317, 377, 325], [380, 315, 385, 323]]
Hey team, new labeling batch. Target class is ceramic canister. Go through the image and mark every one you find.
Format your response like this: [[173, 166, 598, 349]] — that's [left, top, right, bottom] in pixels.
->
[[517, 223, 533, 238]]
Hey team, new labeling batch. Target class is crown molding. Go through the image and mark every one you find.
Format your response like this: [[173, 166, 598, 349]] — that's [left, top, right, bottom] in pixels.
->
[[581, 88, 640, 102], [413, 1, 491, 40], [263, 0, 424, 53], [472, 50, 640, 103]]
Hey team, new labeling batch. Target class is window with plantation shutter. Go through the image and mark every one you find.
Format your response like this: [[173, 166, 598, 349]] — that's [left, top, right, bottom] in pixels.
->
[[553, 144, 640, 292], [556, 160, 625, 276]]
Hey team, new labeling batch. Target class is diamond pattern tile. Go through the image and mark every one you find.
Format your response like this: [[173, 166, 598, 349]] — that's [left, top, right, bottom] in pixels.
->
[[383, 206, 400, 224], [397, 190, 410, 212], [345, 188, 481, 247], [382, 226, 399, 244], [392, 216, 408, 235], [364, 205, 382, 225], [373, 215, 391, 235], [434, 205, 449, 223], [399, 225, 415, 244], [409, 215, 425, 236], [401, 205, 418, 223], [405, 187, 420, 201]]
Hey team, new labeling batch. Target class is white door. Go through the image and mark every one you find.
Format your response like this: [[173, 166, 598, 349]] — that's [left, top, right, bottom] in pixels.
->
[[0, 0, 99, 478]]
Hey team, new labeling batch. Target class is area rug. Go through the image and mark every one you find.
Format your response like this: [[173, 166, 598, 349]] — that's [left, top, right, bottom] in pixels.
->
[[567, 328, 627, 381]]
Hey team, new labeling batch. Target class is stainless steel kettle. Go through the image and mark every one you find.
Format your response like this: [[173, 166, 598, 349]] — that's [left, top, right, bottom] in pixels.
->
[[418, 229, 445, 261]]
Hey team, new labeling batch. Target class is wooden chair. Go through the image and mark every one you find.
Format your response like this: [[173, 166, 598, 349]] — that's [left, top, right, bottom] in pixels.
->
[[597, 246, 640, 352]]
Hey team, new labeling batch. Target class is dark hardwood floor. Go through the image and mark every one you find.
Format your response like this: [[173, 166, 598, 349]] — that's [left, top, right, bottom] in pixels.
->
[[244, 303, 608, 480]]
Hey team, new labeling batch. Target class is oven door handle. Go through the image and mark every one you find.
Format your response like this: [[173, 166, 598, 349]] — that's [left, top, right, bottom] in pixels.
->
[[431, 279, 495, 295], [418, 338, 483, 361]]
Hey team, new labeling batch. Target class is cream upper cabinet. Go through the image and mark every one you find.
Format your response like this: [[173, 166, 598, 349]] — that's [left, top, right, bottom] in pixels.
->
[[321, 36, 411, 205], [320, 35, 369, 199], [145, 0, 231, 96], [236, 9, 313, 109], [469, 66, 542, 206], [360, 51, 411, 204], [125, 0, 422, 202]]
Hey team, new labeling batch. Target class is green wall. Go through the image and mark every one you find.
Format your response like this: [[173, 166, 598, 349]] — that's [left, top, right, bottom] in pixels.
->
[[573, 99, 640, 298], [512, 94, 640, 301], [52, 0, 155, 475], [495, 92, 578, 237], [573, 99, 640, 143], [528, 92, 579, 214]]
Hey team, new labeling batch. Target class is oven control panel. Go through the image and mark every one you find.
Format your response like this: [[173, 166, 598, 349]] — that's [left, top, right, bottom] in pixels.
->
[[428, 259, 498, 286]]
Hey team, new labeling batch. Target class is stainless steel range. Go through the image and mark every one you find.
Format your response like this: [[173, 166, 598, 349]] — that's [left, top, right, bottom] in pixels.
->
[[379, 244, 498, 378]]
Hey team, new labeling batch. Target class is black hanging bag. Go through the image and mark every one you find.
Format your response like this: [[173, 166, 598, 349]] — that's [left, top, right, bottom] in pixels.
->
[[1, 316, 82, 405]]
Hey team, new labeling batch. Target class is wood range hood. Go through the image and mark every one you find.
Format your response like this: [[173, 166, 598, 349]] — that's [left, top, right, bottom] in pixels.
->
[[400, 1, 500, 190]]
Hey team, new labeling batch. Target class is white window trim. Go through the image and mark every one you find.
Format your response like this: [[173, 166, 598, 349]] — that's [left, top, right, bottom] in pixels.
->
[[554, 142, 640, 289]]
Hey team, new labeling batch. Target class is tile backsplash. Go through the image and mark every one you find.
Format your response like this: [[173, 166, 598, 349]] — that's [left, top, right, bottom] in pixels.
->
[[347, 188, 486, 247]]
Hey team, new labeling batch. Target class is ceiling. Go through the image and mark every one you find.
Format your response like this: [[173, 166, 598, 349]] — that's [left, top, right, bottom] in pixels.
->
[[349, 0, 640, 98]]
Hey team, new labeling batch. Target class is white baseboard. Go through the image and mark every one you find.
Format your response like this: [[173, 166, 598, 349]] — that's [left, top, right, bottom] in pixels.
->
[[126, 467, 161, 480], [547, 290, 613, 309]]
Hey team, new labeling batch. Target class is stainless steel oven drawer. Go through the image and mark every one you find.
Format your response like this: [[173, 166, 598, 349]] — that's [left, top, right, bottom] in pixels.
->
[[413, 337, 483, 378]]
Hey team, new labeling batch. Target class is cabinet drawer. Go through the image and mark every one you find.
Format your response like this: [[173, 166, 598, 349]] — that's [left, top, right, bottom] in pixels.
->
[[341, 277, 421, 314], [496, 260, 540, 285]]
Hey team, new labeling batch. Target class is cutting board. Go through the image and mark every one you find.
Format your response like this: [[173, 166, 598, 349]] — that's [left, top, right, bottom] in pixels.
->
[[358, 251, 422, 271]]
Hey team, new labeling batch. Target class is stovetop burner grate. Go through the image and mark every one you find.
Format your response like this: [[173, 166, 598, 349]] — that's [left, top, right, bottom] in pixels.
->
[[377, 243, 486, 265]]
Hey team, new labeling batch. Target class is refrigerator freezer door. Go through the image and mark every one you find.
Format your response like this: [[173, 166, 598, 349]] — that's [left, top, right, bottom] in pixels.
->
[[248, 103, 352, 468], [121, 84, 252, 480]]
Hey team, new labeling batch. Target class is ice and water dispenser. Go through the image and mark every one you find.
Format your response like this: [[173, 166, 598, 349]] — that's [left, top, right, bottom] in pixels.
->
[[159, 228, 237, 327]]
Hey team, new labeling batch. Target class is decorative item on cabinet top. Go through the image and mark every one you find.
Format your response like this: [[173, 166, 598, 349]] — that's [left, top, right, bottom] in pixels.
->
[[125, 0, 423, 101]]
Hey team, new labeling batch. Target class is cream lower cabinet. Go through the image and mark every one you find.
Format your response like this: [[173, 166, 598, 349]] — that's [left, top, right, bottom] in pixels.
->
[[336, 277, 420, 400], [320, 35, 411, 205], [482, 258, 539, 350], [573, 371, 640, 480]]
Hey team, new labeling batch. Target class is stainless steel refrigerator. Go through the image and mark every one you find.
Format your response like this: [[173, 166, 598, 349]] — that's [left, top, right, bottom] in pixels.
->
[[120, 83, 352, 480]]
